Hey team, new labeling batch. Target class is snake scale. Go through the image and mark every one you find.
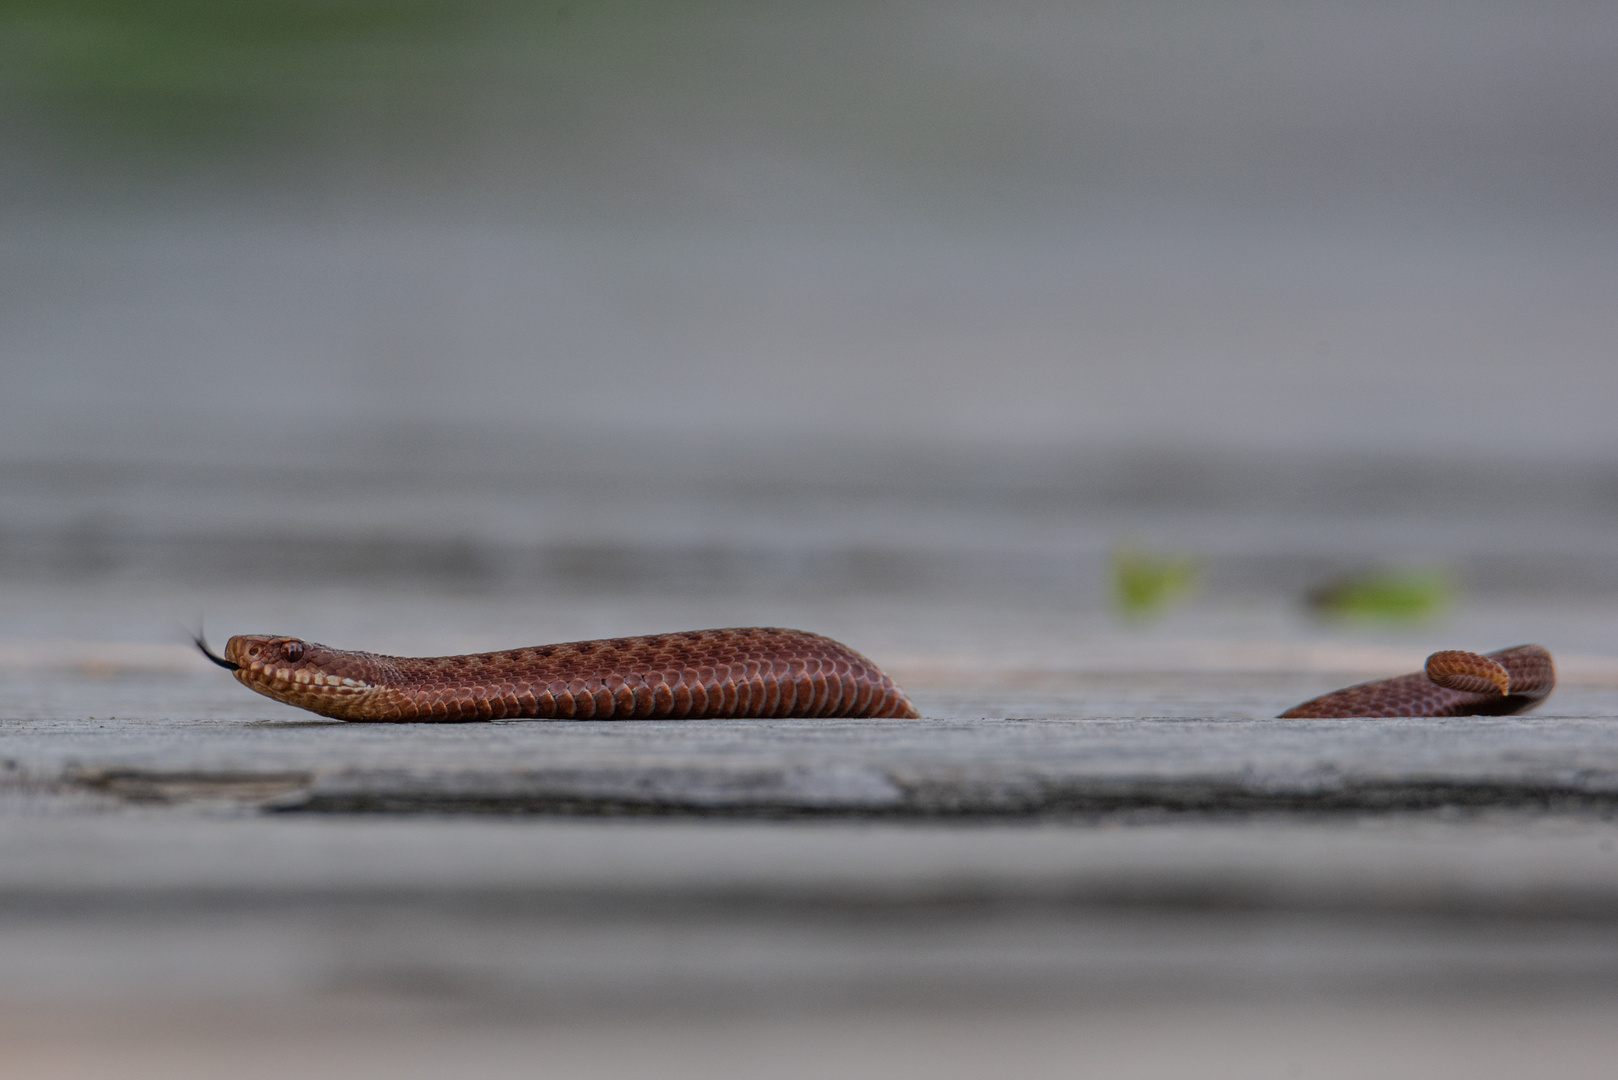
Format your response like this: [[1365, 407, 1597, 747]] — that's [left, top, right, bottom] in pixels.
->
[[199, 630, 1553, 722]]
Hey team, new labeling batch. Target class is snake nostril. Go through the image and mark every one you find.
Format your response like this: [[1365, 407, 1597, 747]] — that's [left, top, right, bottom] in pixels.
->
[[282, 641, 305, 663]]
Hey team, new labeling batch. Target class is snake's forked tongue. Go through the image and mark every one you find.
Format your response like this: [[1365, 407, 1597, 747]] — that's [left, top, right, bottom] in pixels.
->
[[193, 633, 239, 671], [1424, 650, 1511, 696]]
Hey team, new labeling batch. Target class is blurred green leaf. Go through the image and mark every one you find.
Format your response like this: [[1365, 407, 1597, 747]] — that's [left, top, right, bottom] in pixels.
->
[[1307, 568, 1452, 623], [1109, 542, 1199, 621], [0, 0, 1044, 189], [0, 0, 522, 147]]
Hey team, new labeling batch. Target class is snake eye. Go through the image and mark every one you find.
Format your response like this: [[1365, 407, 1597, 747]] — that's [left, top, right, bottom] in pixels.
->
[[282, 641, 305, 663]]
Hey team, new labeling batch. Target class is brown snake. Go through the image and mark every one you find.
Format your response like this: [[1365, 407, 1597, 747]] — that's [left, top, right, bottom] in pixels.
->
[[198, 629, 1553, 722], [1277, 644, 1555, 718], [198, 627, 918, 722]]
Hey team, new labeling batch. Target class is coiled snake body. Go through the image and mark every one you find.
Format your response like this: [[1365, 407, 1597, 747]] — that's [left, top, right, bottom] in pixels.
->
[[200, 626, 918, 722], [1278, 644, 1554, 718], [199, 629, 1553, 722]]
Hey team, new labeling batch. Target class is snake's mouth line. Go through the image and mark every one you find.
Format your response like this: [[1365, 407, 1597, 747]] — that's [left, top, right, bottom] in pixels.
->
[[192, 634, 239, 672]]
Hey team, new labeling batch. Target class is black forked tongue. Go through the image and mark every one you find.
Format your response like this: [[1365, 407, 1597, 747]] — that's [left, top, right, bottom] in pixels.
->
[[193, 632, 239, 671]]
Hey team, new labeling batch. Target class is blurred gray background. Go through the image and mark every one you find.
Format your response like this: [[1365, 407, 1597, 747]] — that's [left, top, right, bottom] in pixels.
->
[[6, 7, 1618, 1078], [2, 0, 1616, 663]]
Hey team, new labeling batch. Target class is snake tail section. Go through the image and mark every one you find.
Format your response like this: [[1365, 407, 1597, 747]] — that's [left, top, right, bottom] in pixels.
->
[[1278, 644, 1555, 719], [219, 626, 919, 722], [1423, 650, 1512, 696]]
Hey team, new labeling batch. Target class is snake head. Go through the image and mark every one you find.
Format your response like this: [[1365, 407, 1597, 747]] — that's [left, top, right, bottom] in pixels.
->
[[225, 635, 314, 672], [219, 634, 386, 719]]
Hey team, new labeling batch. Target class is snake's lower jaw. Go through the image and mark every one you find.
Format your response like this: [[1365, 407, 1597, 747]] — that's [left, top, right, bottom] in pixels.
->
[[233, 667, 379, 718]]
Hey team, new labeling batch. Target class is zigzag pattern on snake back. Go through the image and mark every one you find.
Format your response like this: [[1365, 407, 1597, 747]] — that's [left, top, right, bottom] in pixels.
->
[[200, 627, 919, 722], [1278, 644, 1555, 718]]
